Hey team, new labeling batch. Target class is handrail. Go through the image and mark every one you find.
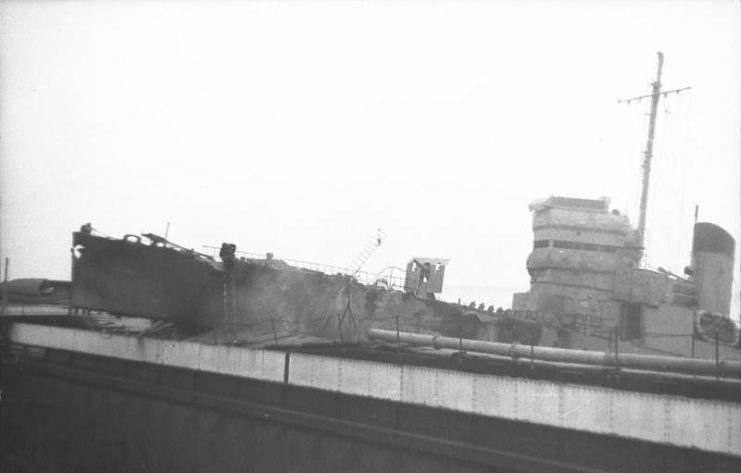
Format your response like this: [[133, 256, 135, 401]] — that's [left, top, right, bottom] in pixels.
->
[[202, 246, 407, 289]]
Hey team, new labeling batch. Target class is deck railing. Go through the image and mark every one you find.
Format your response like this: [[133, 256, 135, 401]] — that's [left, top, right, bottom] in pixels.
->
[[202, 246, 407, 290]]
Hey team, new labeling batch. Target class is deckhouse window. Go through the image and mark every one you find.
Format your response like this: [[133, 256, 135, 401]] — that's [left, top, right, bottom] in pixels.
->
[[545, 240, 620, 254], [533, 240, 549, 249]]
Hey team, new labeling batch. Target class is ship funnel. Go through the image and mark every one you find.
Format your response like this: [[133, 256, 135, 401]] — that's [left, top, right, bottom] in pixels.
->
[[691, 223, 735, 316]]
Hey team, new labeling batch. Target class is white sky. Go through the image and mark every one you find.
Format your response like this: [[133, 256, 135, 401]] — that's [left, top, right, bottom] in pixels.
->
[[1, 0, 740, 316]]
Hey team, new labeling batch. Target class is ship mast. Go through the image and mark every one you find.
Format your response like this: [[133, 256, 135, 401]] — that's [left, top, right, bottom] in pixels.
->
[[636, 52, 664, 255], [619, 52, 691, 263]]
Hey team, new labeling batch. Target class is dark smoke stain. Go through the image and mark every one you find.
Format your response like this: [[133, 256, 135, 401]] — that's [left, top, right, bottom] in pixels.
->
[[365, 289, 381, 314]]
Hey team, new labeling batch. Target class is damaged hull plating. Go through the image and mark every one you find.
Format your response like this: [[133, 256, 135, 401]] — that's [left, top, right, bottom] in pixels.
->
[[70, 231, 511, 342], [72, 232, 212, 323]]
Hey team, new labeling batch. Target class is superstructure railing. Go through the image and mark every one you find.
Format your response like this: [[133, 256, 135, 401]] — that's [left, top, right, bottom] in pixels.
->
[[202, 245, 407, 290]]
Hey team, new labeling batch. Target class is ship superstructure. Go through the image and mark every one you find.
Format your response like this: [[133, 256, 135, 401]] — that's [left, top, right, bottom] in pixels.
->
[[513, 195, 739, 357]]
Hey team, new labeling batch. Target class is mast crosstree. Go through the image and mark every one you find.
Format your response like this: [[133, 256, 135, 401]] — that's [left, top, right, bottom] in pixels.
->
[[619, 52, 691, 262]]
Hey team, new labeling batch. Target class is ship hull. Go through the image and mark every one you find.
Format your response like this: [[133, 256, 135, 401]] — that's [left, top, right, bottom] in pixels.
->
[[70, 232, 499, 342]]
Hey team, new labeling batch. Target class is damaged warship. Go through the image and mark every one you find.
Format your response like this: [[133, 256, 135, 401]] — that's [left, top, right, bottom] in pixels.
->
[[3, 54, 740, 473], [68, 225, 517, 345], [63, 190, 739, 362], [12, 50, 738, 360], [3, 204, 741, 473]]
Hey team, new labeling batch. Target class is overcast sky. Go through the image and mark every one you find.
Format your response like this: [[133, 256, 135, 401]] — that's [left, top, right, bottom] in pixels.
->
[[1, 0, 740, 316]]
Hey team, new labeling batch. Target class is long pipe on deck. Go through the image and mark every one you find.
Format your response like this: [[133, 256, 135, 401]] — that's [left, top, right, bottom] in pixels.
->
[[367, 328, 741, 379]]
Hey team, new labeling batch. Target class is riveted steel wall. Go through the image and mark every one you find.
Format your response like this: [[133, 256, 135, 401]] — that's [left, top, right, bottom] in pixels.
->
[[4, 323, 741, 473]]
